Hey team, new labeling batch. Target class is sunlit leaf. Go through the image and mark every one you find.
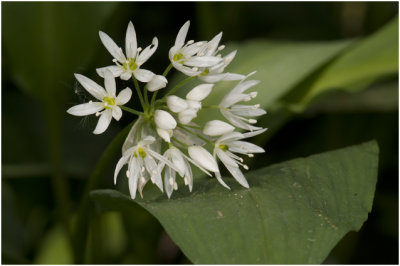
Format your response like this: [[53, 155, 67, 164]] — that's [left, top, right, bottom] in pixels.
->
[[282, 17, 398, 110], [91, 141, 379, 264]]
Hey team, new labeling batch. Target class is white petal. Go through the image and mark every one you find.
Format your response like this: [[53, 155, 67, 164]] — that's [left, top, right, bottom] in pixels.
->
[[217, 131, 244, 144], [184, 56, 222, 67], [67, 102, 104, 116], [136, 37, 158, 65], [167, 96, 188, 113], [215, 171, 231, 190], [114, 154, 130, 184], [203, 120, 234, 136], [99, 31, 126, 62], [186, 100, 201, 111], [133, 69, 155, 82], [120, 72, 132, 80], [221, 109, 262, 131], [230, 105, 266, 117], [231, 79, 260, 95], [182, 153, 212, 177], [93, 110, 113, 134], [175, 21, 190, 48], [147, 149, 180, 173], [154, 110, 177, 130], [146, 75, 168, 92], [225, 164, 249, 188], [164, 166, 175, 198], [156, 128, 172, 143], [128, 174, 138, 199], [173, 63, 202, 76], [103, 69, 116, 97], [242, 128, 268, 139], [116, 87, 132, 105], [96, 66, 124, 78], [170, 147, 186, 177], [182, 158, 193, 191], [201, 32, 222, 56], [188, 146, 219, 172], [198, 73, 228, 83], [216, 149, 238, 168], [229, 140, 265, 154], [74, 73, 106, 100], [186, 84, 214, 101], [144, 156, 163, 192], [125, 21, 137, 59], [181, 43, 205, 57], [112, 106, 122, 121], [178, 109, 197, 124]]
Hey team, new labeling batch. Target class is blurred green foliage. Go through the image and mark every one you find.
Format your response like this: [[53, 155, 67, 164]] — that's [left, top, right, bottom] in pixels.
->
[[2, 2, 398, 264]]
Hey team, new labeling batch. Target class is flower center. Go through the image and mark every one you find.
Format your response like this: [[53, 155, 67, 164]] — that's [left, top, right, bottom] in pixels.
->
[[134, 147, 146, 158], [173, 53, 184, 64], [102, 96, 115, 109], [123, 58, 138, 71], [218, 144, 229, 151], [200, 68, 209, 76]]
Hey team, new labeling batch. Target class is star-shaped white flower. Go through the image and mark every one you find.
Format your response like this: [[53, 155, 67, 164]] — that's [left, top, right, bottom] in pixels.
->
[[195, 33, 244, 83], [169, 21, 222, 76], [213, 129, 266, 189], [114, 136, 178, 199], [219, 79, 266, 131], [97, 21, 158, 82], [67, 70, 132, 134]]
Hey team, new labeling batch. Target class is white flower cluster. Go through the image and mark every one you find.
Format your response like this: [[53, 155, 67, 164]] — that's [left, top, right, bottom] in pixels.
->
[[67, 21, 267, 199]]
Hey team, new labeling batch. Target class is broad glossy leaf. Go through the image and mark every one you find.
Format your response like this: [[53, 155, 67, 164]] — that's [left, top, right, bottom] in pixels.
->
[[91, 141, 379, 264], [282, 17, 398, 110]]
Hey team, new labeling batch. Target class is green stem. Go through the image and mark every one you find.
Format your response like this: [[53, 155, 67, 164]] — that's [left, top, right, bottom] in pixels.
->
[[150, 91, 158, 111], [163, 63, 173, 77], [165, 76, 196, 97], [72, 122, 134, 263], [119, 105, 143, 116], [132, 77, 147, 111], [178, 124, 214, 145]]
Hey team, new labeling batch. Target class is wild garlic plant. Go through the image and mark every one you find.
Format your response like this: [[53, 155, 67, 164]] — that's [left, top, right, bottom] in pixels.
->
[[67, 21, 267, 199]]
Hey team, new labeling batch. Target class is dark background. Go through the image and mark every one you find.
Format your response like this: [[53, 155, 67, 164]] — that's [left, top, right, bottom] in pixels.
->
[[2, 2, 398, 264]]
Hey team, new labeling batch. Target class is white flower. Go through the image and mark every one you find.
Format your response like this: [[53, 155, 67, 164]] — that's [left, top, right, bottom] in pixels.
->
[[114, 136, 178, 199], [154, 110, 177, 143], [195, 34, 245, 83], [213, 129, 266, 189], [166, 95, 188, 113], [146, 75, 168, 92], [154, 110, 177, 130], [188, 145, 219, 173], [167, 83, 214, 124], [67, 70, 132, 134], [97, 21, 157, 82], [219, 79, 266, 131], [169, 21, 222, 76], [203, 120, 235, 136]]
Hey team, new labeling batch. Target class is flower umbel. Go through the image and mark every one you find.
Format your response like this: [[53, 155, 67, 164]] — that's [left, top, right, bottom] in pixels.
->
[[67, 20, 267, 199]]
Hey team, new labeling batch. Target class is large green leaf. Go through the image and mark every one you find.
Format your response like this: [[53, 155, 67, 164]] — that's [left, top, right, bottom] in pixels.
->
[[91, 141, 379, 264]]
